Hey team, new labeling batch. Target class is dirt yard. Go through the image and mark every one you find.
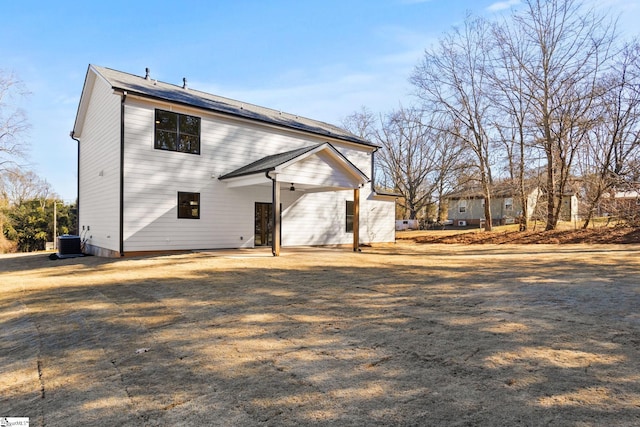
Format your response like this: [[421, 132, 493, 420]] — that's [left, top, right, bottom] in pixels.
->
[[398, 226, 640, 245], [1, 242, 639, 426]]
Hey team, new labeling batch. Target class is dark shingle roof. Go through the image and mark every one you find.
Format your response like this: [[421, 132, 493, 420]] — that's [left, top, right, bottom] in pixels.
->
[[91, 65, 375, 147], [219, 144, 322, 179]]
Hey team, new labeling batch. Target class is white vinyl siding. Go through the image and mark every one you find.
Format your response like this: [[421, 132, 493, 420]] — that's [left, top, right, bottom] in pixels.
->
[[280, 188, 395, 247], [281, 191, 354, 246], [279, 152, 362, 189], [362, 192, 396, 243], [78, 89, 394, 254], [77, 76, 121, 253]]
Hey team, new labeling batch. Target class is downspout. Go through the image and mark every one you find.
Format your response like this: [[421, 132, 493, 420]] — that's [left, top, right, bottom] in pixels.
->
[[119, 91, 127, 256], [370, 146, 379, 193], [70, 131, 81, 235]]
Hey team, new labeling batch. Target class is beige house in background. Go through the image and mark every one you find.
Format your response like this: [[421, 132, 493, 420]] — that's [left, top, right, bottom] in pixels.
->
[[445, 183, 580, 227], [444, 184, 541, 227]]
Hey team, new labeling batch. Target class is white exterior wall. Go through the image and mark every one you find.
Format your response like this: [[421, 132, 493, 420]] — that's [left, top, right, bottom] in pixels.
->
[[361, 191, 396, 243], [78, 77, 121, 254], [281, 190, 351, 246], [279, 190, 395, 247], [80, 93, 394, 254]]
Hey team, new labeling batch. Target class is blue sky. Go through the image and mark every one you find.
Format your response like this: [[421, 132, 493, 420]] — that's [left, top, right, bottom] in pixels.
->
[[2, 0, 638, 202]]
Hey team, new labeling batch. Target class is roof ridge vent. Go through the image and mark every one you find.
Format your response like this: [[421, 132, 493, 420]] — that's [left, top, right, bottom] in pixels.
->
[[145, 67, 150, 80]]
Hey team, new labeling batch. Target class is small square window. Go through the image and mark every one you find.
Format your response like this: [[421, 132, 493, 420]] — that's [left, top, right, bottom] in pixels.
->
[[178, 192, 200, 219], [459, 206, 466, 213]]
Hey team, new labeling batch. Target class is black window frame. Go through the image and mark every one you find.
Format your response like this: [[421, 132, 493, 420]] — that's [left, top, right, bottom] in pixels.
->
[[178, 192, 200, 219], [346, 200, 354, 233], [154, 109, 201, 155]]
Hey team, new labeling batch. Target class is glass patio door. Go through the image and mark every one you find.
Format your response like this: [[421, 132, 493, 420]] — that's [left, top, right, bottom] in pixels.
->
[[254, 202, 272, 246]]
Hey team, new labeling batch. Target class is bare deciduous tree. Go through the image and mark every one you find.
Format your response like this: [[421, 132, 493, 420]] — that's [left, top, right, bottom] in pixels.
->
[[1, 167, 52, 206], [342, 107, 464, 222], [411, 15, 496, 230], [491, 19, 537, 230], [341, 106, 376, 141], [579, 41, 640, 227], [376, 107, 440, 220], [0, 70, 30, 171], [509, 0, 616, 229]]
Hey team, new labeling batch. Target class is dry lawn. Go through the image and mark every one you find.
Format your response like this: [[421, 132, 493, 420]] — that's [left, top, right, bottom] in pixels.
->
[[1, 242, 640, 426]]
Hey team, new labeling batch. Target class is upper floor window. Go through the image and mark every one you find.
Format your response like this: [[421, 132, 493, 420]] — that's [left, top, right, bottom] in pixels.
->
[[155, 109, 201, 154]]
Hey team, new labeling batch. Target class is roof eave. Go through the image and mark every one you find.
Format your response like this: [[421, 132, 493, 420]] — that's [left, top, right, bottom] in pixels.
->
[[107, 84, 375, 148]]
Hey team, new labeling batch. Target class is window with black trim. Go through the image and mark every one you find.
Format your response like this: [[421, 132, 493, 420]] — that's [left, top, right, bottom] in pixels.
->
[[155, 109, 201, 154], [178, 192, 200, 219], [346, 200, 354, 233]]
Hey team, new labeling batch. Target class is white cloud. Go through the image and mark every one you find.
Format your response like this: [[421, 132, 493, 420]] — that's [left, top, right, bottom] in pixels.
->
[[487, 0, 521, 12]]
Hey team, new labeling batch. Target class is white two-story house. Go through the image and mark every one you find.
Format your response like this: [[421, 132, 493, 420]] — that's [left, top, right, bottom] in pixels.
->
[[72, 65, 395, 257]]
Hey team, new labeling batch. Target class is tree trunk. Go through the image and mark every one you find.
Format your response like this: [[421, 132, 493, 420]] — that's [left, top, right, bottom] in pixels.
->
[[545, 160, 557, 230], [481, 170, 493, 231]]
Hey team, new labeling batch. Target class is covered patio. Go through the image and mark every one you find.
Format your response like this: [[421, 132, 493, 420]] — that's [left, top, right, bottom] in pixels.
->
[[219, 143, 370, 256]]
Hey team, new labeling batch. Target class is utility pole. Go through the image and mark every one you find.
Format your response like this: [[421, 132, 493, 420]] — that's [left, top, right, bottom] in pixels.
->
[[53, 200, 57, 251]]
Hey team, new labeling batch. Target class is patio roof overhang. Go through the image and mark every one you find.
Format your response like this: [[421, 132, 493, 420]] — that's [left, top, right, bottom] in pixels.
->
[[218, 143, 370, 256], [218, 142, 370, 191]]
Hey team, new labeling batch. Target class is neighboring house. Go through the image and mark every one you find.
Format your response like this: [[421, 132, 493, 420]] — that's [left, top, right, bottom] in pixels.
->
[[444, 184, 541, 227], [598, 187, 640, 219], [445, 183, 580, 226], [71, 65, 396, 257]]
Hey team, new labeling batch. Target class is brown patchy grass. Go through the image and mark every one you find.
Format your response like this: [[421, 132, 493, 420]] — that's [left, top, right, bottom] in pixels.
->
[[1, 243, 640, 426], [399, 226, 640, 245]]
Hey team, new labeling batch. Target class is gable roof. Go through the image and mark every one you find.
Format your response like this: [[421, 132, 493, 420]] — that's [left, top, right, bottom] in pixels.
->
[[219, 142, 369, 187], [219, 144, 323, 180], [75, 65, 375, 147]]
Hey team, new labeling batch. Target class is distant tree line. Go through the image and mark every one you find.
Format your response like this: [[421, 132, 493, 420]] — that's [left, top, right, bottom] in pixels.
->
[[1, 168, 77, 252], [343, 0, 640, 231], [1, 69, 76, 252]]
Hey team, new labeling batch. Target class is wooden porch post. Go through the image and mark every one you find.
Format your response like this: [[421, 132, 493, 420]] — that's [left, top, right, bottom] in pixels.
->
[[353, 187, 360, 252], [272, 179, 281, 256]]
